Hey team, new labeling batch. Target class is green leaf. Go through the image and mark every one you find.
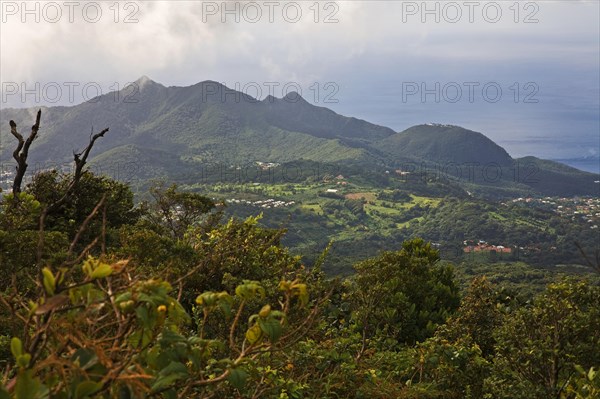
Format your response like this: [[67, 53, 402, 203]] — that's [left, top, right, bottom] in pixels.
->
[[196, 292, 217, 306], [245, 323, 263, 345], [228, 367, 248, 390], [15, 370, 42, 399], [42, 267, 56, 295], [17, 354, 31, 368], [10, 337, 23, 359], [81, 258, 94, 277], [160, 361, 189, 376], [75, 381, 101, 399], [128, 328, 153, 348], [159, 329, 186, 345], [294, 284, 309, 307], [151, 374, 182, 392], [90, 263, 113, 279], [0, 387, 10, 399], [71, 348, 98, 370], [258, 304, 271, 318], [217, 292, 233, 317], [258, 318, 283, 343], [114, 292, 132, 304], [151, 362, 189, 392], [235, 282, 265, 300], [136, 306, 150, 326], [588, 367, 597, 381]]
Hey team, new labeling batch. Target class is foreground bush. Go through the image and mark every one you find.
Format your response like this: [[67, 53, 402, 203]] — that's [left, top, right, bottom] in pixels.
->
[[0, 257, 311, 398]]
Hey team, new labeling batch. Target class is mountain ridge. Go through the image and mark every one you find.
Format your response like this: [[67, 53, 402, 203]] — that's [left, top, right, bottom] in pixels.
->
[[1, 77, 598, 197]]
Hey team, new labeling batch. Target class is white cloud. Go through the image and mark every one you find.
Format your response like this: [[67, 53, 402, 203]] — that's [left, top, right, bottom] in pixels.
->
[[0, 0, 597, 162]]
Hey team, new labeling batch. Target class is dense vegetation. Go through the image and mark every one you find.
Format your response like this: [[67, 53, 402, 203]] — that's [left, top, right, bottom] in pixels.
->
[[1, 113, 599, 398], [180, 164, 599, 275]]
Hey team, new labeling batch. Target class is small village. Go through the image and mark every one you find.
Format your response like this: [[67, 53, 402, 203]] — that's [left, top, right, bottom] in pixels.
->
[[255, 161, 280, 170], [463, 240, 513, 254], [509, 196, 600, 230], [225, 198, 296, 209], [0, 170, 12, 189]]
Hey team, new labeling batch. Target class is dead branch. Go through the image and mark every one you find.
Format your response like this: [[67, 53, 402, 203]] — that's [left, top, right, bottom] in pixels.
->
[[35, 126, 109, 264], [10, 109, 42, 195], [47, 126, 109, 213]]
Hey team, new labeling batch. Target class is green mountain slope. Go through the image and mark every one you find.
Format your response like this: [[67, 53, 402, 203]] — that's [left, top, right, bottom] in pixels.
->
[[1, 77, 597, 197], [374, 124, 513, 166], [0, 77, 380, 167], [513, 156, 600, 196], [372, 124, 599, 197]]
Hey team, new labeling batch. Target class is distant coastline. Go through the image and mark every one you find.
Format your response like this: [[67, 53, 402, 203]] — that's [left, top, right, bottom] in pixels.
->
[[554, 159, 600, 174]]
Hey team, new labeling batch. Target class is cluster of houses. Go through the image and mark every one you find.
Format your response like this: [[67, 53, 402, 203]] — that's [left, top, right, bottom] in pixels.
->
[[0, 170, 15, 194], [322, 174, 348, 185], [321, 175, 348, 195], [0, 169, 13, 180], [227, 198, 295, 209], [511, 196, 600, 230], [463, 240, 512, 254], [255, 161, 280, 170], [383, 170, 412, 176]]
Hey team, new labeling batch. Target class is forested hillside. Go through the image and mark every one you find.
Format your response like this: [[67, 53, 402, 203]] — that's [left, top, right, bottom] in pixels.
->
[[1, 112, 599, 398]]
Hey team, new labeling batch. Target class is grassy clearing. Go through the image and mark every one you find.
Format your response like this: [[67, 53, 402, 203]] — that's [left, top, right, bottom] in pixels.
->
[[365, 203, 403, 216], [345, 192, 376, 202], [302, 204, 323, 215], [412, 195, 441, 207]]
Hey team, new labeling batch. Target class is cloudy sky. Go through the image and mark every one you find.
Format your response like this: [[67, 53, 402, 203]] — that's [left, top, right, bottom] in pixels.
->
[[1, 0, 598, 165]]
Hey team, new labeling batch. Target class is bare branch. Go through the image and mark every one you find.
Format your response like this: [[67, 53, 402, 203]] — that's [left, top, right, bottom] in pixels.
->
[[72, 128, 109, 185], [10, 109, 42, 195], [47, 127, 109, 213], [36, 125, 109, 263]]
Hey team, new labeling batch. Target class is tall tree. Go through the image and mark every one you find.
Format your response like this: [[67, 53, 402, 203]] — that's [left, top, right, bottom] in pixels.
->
[[350, 238, 460, 349]]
